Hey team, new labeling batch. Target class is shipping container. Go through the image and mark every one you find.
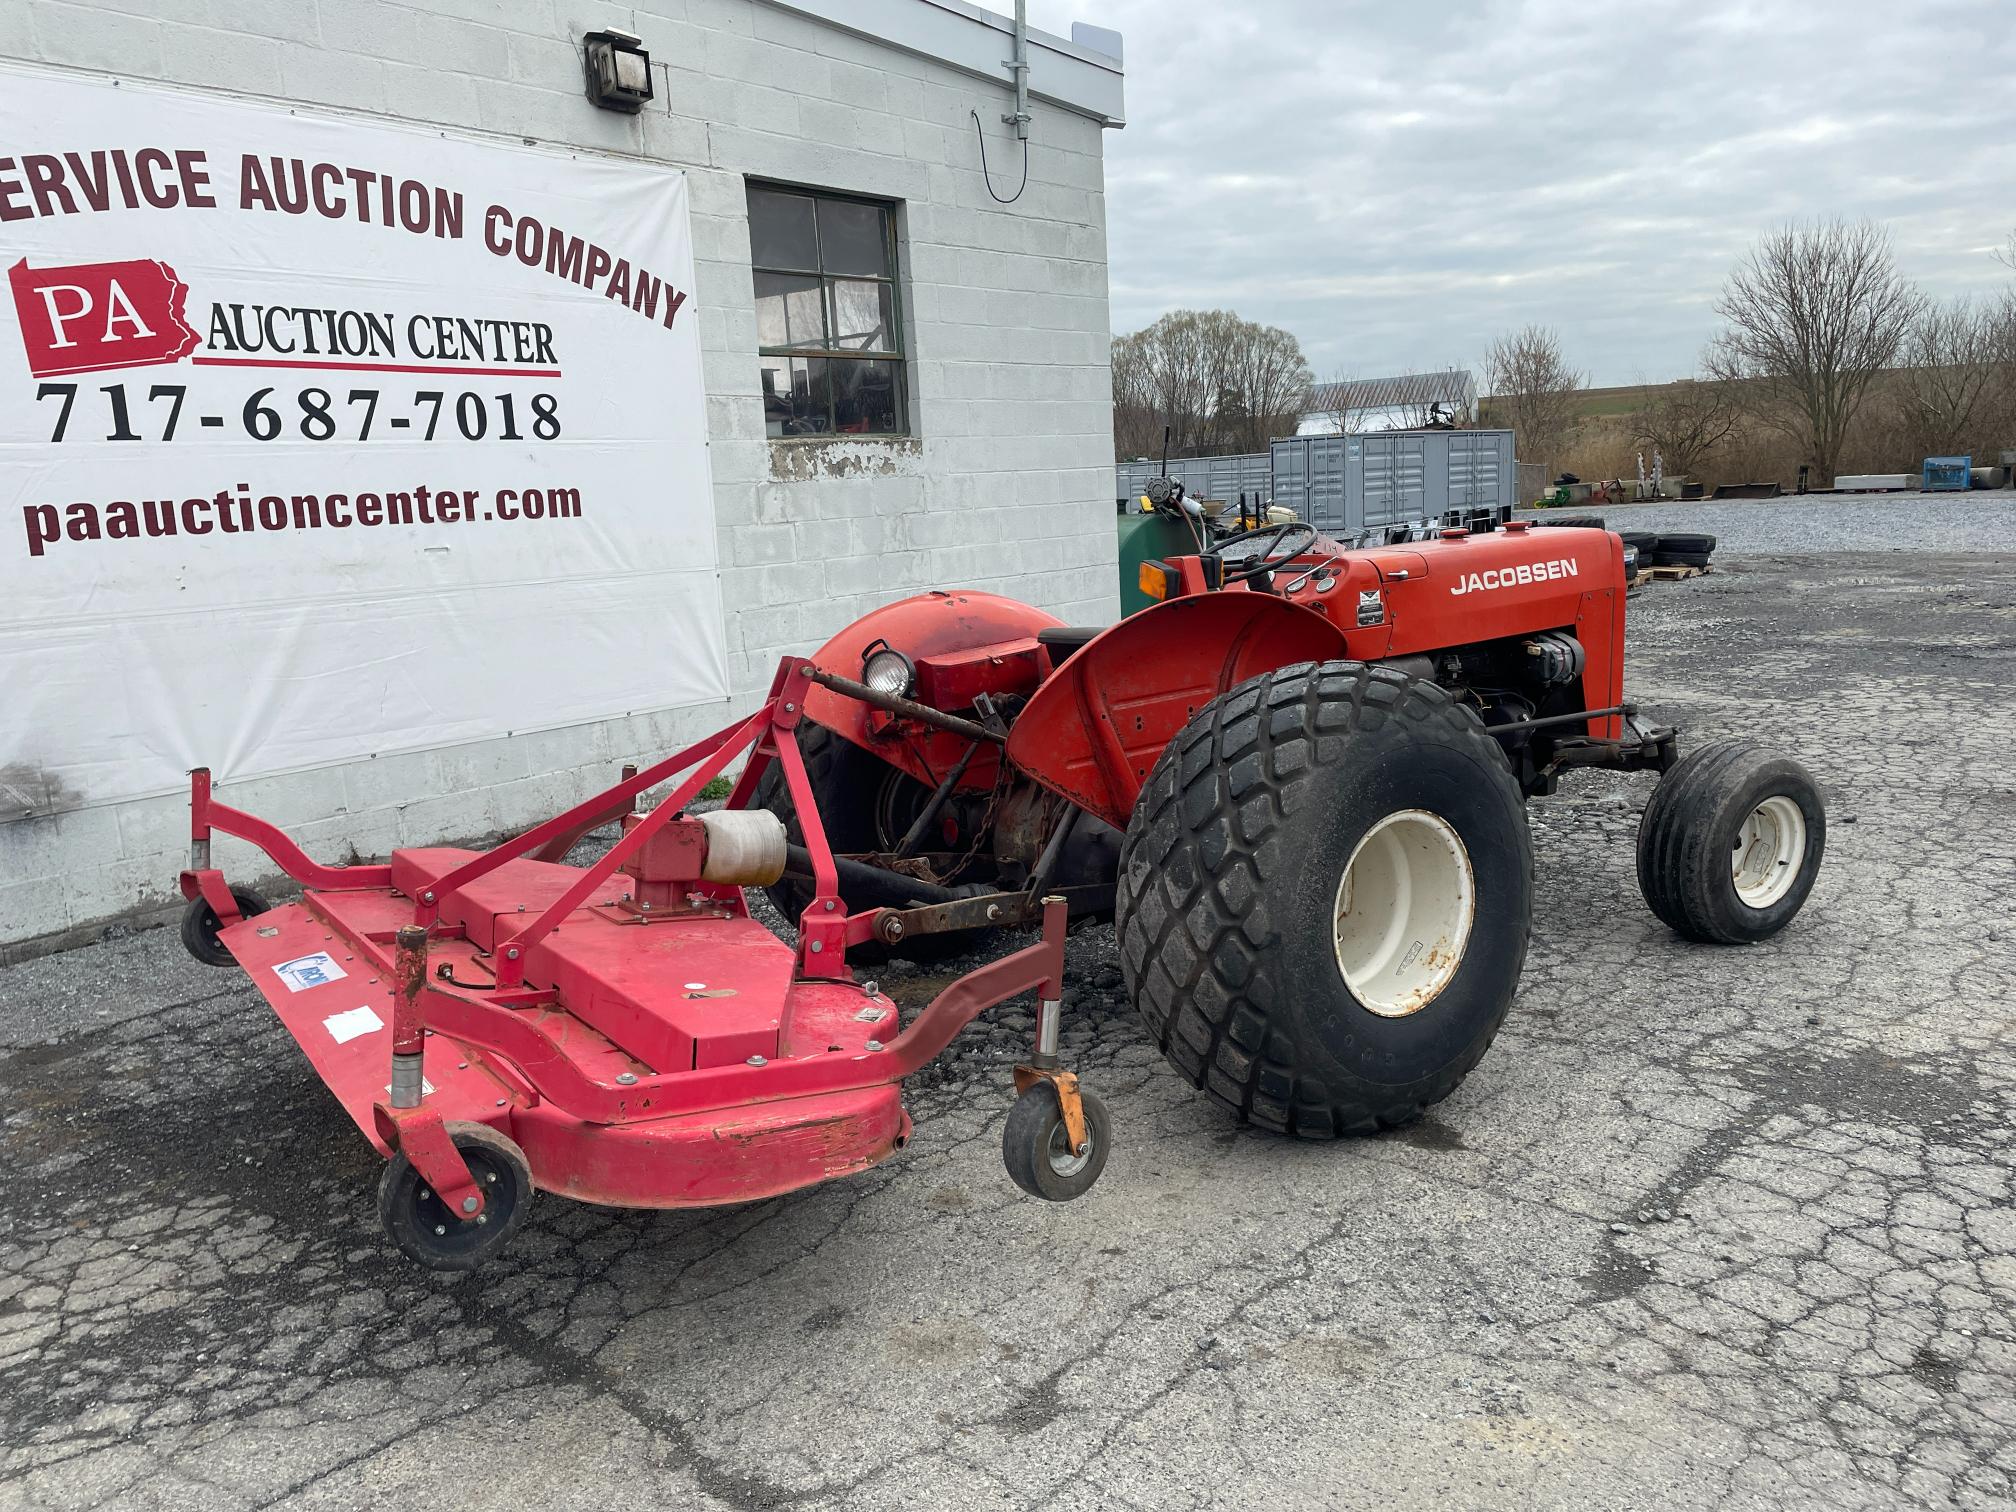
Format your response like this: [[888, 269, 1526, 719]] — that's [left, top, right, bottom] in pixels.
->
[[1115, 452, 1272, 509], [1269, 429, 1518, 535]]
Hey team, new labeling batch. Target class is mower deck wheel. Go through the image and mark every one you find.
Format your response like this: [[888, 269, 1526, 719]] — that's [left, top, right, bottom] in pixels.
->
[[179, 888, 270, 967], [1636, 738, 1825, 944], [1002, 1082, 1111, 1201], [377, 1122, 533, 1272]]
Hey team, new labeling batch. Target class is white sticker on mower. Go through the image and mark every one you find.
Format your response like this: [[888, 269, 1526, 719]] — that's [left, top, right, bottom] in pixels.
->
[[273, 953, 348, 992], [1450, 559, 1580, 595], [322, 1005, 384, 1045]]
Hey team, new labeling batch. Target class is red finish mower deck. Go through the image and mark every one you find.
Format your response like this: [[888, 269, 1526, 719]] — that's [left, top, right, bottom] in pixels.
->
[[178, 660, 1102, 1270]]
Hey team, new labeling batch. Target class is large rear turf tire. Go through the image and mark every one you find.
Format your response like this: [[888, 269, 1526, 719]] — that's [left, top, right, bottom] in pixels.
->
[[1115, 662, 1533, 1138], [1636, 738, 1824, 943], [753, 720, 974, 964]]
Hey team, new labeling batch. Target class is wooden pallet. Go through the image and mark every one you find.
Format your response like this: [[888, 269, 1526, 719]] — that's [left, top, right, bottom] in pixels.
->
[[1628, 564, 1710, 589]]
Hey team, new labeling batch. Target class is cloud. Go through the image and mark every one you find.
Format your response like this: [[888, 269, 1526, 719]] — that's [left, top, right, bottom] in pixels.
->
[[1003, 0, 2013, 385]]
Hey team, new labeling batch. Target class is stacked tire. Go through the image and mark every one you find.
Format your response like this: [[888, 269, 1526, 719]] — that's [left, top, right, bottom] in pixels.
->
[[1619, 530, 1659, 561], [1650, 532, 1715, 569]]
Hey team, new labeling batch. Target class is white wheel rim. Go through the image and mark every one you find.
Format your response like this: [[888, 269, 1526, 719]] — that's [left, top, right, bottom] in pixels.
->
[[1046, 1119, 1092, 1177], [1732, 794, 1806, 908], [1332, 809, 1476, 1018]]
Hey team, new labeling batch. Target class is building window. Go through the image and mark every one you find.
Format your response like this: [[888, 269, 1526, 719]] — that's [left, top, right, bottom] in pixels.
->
[[748, 183, 905, 438]]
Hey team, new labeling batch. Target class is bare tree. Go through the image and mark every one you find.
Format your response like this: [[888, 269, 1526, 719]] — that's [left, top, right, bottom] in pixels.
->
[[1706, 219, 1924, 483], [1891, 295, 2015, 461], [1483, 325, 1584, 474], [1111, 310, 1312, 459], [1306, 372, 1366, 435], [1217, 319, 1314, 452], [1631, 375, 1738, 480], [1111, 316, 1216, 459]]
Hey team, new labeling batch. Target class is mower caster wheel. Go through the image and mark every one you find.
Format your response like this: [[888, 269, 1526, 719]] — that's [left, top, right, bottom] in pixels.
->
[[377, 1122, 533, 1272], [1003, 1083, 1110, 1202], [179, 888, 270, 967]]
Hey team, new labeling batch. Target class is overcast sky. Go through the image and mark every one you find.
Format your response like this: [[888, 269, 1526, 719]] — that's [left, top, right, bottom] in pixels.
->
[[990, 0, 2013, 389]]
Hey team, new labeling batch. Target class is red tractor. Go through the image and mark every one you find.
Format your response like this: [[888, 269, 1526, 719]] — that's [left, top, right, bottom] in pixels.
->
[[757, 501, 1825, 1156], [175, 497, 1823, 1268]]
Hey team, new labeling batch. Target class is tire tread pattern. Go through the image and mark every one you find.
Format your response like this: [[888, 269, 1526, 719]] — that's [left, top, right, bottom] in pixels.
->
[[1115, 662, 1531, 1140], [1636, 737, 1822, 943]]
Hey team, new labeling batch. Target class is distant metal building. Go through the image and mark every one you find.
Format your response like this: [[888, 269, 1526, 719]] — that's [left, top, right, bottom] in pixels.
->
[[1301, 371, 1477, 435], [1270, 429, 1517, 535]]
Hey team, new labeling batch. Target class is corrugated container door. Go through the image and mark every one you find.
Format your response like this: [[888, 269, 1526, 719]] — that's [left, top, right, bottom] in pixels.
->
[[1424, 432, 1452, 514], [1492, 432, 1516, 510], [1448, 433, 1488, 506], [1397, 437, 1426, 518], [1362, 437, 1394, 527], [1311, 437, 1350, 532], [1364, 436, 1427, 526], [1271, 438, 1308, 523], [1483, 433, 1509, 510]]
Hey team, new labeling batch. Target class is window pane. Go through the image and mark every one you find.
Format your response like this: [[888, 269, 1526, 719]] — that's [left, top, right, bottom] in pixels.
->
[[816, 198, 890, 277], [832, 358, 901, 434], [760, 356, 831, 437], [748, 188, 818, 271], [827, 278, 895, 351], [755, 271, 826, 349]]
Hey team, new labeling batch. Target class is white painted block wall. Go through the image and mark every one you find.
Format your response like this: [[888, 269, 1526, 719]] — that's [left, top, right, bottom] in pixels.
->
[[0, 0, 1121, 955]]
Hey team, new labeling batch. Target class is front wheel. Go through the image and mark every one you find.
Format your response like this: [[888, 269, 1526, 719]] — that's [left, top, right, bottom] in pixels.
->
[[1116, 661, 1533, 1138], [1636, 739, 1824, 943]]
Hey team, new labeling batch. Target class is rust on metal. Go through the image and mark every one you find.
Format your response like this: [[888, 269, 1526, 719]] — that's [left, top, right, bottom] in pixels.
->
[[803, 665, 1005, 745], [388, 922, 431, 1056], [1014, 1064, 1089, 1156]]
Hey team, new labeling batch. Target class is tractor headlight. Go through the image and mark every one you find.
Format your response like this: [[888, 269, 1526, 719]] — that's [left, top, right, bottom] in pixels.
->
[[862, 645, 915, 699]]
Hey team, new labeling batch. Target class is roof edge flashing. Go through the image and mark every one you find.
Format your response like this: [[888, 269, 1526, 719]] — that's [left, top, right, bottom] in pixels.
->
[[757, 0, 1126, 126]]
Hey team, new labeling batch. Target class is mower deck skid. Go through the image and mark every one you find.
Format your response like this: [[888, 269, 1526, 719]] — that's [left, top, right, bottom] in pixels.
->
[[178, 658, 1097, 1269]]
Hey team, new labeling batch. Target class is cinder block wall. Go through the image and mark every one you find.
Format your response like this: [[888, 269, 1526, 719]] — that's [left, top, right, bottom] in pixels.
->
[[0, 0, 1120, 956]]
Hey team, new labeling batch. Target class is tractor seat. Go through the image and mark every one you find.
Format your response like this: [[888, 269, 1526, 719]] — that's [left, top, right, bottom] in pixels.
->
[[1037, 626, 1106, 664]]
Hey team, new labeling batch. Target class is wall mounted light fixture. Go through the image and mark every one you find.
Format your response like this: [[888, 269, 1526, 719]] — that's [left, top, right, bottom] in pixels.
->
[[583, 29, 653, 113]]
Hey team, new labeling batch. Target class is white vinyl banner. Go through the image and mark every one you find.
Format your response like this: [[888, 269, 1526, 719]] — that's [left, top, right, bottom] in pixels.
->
[[0, 65, 725, 811]]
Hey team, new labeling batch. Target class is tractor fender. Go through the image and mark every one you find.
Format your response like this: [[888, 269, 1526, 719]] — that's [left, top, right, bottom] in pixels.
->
[[800, 590, 1066, 790], [1005, 591, 1350, 831]]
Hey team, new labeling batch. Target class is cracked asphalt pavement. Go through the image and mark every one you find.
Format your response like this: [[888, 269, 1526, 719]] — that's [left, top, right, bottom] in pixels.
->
[[4, 501, 2014, 1509]]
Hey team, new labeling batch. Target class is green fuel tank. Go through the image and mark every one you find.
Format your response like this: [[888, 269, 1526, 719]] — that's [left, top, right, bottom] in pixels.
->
[[1115, 505, 1200, 617]]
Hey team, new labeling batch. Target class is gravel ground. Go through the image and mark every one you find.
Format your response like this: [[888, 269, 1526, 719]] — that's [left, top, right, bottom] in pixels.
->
[[3, 503, 2014, 1511], [1518, 488, 2015, 553]]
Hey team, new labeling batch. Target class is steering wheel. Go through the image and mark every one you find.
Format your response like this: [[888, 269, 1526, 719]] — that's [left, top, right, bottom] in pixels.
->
[[1213, 520, 1320, 584]]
